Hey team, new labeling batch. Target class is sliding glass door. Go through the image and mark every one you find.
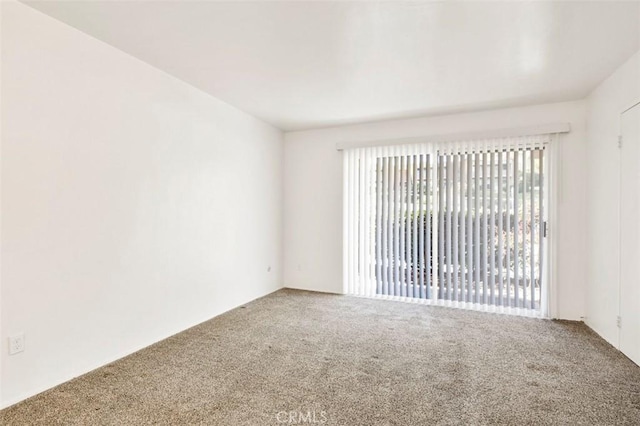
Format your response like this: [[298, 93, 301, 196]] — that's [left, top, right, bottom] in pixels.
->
[[343, 135, 549, 316]]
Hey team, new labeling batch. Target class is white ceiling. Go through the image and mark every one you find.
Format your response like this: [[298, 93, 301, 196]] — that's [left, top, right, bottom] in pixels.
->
[[24, 1, 640, 131]]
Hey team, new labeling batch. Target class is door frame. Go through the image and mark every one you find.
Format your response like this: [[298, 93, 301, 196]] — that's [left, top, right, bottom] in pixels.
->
[[618, 99, 640, 347]]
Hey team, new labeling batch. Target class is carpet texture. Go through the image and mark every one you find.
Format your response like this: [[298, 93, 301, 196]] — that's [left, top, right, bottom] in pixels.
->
[[1, 289, 639, 425]]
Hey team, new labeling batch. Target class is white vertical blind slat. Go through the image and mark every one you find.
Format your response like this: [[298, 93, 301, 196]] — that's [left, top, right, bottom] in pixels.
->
[[383, 152, 390, 295], [424, 152, 431, 299], [385, 152, 390, 296], [460, 153, 467, 303], [346, 149, 351, 295], [466, 153, 473, 303], [399, 154, 406, 297], [506, 150, 512, 308], [452, 152, 460, 302], [404, 151, 411, 297], [474, 152, 481, 304], [360, 149, 365, 295], [489, 147, 496, 305], [389, 153, 396, 295], [392, 154, 399, 296], [446, 153, 453, 300], [343, 150, 349, 294], [418, 153, 425, 298], [538, 142, 545, 312], [530, 147, 536, 309], [438, 155, 445, 299], [349, 150, 356, 295], [407, 152, 413, 297], [376, 151, 381, 295], [482, 151, 488, 304], [411, 155, 422, 298], [522, 148, 528, 309], [498, 148, 504, 306], [513, 151, 520, 307], [367, 148, 373, 298]]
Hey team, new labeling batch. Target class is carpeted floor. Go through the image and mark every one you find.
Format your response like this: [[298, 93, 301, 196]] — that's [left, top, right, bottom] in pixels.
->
[[2, 289, 639, 425]]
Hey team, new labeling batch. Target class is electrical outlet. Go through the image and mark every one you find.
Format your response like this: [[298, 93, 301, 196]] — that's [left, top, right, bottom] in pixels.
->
[[8, 333, 25, 355]]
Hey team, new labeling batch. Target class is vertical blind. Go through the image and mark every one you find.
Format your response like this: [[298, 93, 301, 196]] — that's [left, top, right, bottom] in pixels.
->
[[343, 135, 549, 316]]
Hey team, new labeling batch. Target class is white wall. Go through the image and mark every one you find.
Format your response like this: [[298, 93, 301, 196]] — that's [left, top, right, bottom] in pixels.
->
[[1, 2, 283, 407], [284, 100, 588, 321], [585, 51, 640, 347]]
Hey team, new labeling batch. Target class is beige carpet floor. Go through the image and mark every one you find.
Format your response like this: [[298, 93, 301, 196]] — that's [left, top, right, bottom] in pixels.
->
[[1, 289, 639, 425]]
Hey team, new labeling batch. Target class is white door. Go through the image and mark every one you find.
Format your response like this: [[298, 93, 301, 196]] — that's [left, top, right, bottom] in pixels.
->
[[620, 103, 640, 366]]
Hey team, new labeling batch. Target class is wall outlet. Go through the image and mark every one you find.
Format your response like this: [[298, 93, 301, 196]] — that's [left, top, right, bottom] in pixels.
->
[[8, 333, 25, 355]]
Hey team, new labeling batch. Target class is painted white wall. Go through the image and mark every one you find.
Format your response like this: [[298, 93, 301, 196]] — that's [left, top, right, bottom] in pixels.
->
[[585, 51, 640, 348], [0, 2, 283, 407], [284, 100, 588, 321]]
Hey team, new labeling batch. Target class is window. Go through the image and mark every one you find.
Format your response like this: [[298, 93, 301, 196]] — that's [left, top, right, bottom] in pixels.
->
[[343, 135, 550, 316]]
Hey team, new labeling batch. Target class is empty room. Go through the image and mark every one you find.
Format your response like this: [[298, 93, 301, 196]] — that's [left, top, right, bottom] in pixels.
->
[[1, 1, 639, 424]]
